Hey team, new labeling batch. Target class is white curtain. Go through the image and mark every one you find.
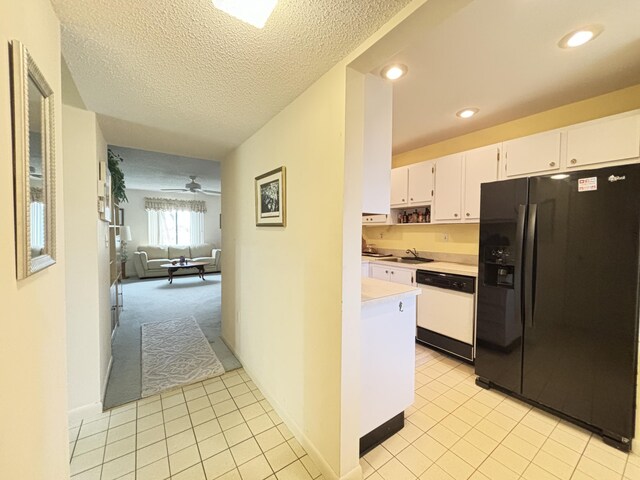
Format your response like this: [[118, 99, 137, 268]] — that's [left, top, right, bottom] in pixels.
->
[[147, 210, 204, 245], [190, 211, 205, 245], [147, 210, 159, 245]]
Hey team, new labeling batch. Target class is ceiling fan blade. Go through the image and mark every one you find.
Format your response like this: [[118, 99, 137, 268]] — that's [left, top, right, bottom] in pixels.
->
[[202, 189, 221, 194], [197, 190, 219, 196], [160, 188, 189, 191]]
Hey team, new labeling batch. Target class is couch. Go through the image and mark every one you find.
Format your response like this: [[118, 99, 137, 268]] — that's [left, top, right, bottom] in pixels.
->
[[133, 244, 221, 279]]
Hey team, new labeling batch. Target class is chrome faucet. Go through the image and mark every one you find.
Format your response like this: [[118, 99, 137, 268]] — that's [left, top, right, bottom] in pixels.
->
[[406, 248, 419, 258]]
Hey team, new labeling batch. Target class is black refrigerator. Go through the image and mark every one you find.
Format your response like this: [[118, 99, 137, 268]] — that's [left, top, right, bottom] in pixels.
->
[[475, 163, 640, 451]]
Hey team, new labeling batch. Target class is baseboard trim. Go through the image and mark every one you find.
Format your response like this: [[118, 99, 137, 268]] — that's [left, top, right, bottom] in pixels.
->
[[102, 356, 113, 406], [221, 339, 360, 480], [68, 402, 103, 425]]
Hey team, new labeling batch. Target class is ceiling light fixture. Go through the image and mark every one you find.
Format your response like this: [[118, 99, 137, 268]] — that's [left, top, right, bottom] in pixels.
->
[[456, 108, 479, 119], [381, 64, 408, 81], [551, 174, 570, 180], [213, 0, 277, 29], [558, 25, 603, 49]]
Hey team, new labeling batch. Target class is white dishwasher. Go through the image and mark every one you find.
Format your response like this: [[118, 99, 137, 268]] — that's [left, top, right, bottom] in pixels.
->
[[416, 270, 476, 362]]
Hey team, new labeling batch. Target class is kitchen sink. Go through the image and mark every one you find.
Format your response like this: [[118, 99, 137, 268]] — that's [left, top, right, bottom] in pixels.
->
[[379, 257, 434, 264]]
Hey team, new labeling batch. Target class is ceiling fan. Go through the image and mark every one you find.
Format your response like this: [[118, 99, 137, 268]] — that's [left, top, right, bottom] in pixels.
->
[[160, 176, 221, 196]]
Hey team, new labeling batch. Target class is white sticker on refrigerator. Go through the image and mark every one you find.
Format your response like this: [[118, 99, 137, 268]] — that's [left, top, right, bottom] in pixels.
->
[[578, 177, 597, 192]]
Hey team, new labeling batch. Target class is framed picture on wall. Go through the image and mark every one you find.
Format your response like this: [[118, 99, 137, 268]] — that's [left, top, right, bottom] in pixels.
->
[[255, 166, 286, 227], [98, 161, 112, 222]]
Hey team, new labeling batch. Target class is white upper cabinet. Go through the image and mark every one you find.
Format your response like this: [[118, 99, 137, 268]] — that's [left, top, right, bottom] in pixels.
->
[[407, 161, 435, 205], [433, 154, 464, 222], [463, 144, 500, 221], [390, 161, 435, 207], [503, 131, 561, 177], [361, 74, 393, 214], [390, 166, 408, 206], [567, 114, 640, 169]]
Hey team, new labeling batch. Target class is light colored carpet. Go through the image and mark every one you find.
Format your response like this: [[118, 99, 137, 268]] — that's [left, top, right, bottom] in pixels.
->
[[104, 273, 242, 409], [141, 317, 225, 397]]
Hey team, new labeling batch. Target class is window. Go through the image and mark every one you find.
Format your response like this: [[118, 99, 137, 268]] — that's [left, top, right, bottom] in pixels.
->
[[148, 210, 204, 245]]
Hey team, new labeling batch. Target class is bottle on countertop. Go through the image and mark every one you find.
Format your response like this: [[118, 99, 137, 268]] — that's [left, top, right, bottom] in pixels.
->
[[417, 210, 423, 223], [412, 209, 418, 223], [403, 210, 408, 223], [425, 208, 431, 223], [397, 211, 403, 224]]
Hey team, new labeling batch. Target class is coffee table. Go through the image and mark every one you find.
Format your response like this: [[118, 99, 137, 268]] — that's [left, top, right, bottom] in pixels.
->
[[160, 261, 209, 284]]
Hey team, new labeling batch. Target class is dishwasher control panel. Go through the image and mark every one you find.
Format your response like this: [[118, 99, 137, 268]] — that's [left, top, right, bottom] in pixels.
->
[[415, 270, 475, 294]]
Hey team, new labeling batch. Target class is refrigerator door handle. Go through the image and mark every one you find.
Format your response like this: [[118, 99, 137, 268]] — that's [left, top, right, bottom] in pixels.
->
[[514, 204, 527, 327], [524, 203, 537, 327]]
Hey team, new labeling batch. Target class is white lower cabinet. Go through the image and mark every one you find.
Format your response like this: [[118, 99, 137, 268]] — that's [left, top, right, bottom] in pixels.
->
[[361, 294, 416, 438], [361, 262, 370, 277], [370, 264, 415, 286]]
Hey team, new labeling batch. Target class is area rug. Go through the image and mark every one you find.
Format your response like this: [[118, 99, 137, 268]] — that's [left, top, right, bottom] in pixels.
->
[[141, 316, 225, 397]]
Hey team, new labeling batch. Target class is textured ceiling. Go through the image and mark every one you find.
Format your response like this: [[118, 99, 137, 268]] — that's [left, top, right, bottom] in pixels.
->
[[52, 0, 413, 160], [387, 0, 640, 154], [110, 146, 221, 192]]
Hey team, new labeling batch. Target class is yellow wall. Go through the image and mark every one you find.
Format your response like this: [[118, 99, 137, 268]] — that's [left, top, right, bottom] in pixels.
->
[[222, 65, 348, 477], [63, 105, 112, 418], [366, 84, 640, 254], [394, 84, 640, 167], [0, 0, 70, 478], [364, 223, 479, 255], [221, 2, 452, 478]]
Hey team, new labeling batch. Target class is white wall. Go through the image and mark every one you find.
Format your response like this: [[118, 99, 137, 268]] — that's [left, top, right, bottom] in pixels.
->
[[123, 189, 221, 273], [0, 0, 70, 478], [62, 104, 112, 420]]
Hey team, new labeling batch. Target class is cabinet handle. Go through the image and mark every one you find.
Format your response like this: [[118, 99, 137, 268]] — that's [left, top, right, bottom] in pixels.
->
[[391, 271, 394, 275], [466, 213, 470, 217], [549, 161, 556, 167], [402, 198, 405, 202], [399, 301, 404, 312], [570, 158, 577, 165], [410, 197, 413, 201], [411, 275, 414, 283], [454, 213, 459, 217], [385, 270, 389, 274]]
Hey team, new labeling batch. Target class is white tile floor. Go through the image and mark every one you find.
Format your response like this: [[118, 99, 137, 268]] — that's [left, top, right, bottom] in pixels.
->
[[68, 369, 322, 480], [361, 344, 640, 480], [69, 346, 640, 480]]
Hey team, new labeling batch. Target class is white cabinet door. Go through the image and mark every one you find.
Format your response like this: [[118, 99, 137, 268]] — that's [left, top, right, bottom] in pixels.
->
[[370, 264, 390, 281], [362, 74, 393, 214], [504, 131, 561, 177], [567, 114, 640, 168], [389, 267, 415, 286], [433, 154, 463, 222], [463, 145, 500, 221], [408, 161, 435, 205], [390, 167, 408, 206], [361, 262, 370, 277]]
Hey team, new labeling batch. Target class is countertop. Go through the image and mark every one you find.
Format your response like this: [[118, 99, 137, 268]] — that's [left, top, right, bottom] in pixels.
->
[[361, 277, 421, 305], [362, 257, 478, 278]]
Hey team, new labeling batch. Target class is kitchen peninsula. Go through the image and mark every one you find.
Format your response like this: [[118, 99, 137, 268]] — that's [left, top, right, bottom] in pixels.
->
[[360, 277, 420, 455]]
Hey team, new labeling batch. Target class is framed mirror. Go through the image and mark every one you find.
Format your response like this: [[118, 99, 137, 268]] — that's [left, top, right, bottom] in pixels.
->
[[11, 40, 56, 279]]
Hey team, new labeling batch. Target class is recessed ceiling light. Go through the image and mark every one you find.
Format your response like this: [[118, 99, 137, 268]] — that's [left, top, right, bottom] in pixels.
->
[[381, 64, 408, 81], [558, 25, 603, 49], [456, 108, 479, 119], [551, 174, 570, 180], [213, 0, 277, 29]]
